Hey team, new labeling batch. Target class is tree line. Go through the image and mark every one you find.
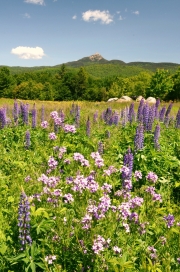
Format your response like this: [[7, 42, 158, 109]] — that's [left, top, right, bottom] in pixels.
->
[[0, 64, 180, 101]]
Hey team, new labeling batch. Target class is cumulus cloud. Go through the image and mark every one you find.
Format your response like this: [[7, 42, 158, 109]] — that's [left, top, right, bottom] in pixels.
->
[[11, 46, 45, 59], [24, 0, 45, 5], [72, 15, 77, 19], [82, 10, 113, 24], [132, 11, 140, 15], [119, 15, 123, 20], [23, 13, 31, 18]]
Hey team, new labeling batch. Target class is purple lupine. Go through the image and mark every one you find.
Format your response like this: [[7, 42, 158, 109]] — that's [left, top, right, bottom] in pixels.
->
[[18, 191, 32, 250], [134, 123, 144, 151], [86, 116, 90, 137], [123, 147, 133, 180], [70, 103, 75, 115], [21, 103, 29, 125], [75, 105, 80, 127], [165, 102, 173, 117], [31, 104, 37, 128], [13, 99, 19, 123], [59, 109, 65, 123], [113, 112, 119, 125], [103, 107, 112, 125], [0, 107, 6, 129], [147, 105, 155, 131], [98, 141, 104, 155], [128, 103, 135, 124], [154, 124, 160, 150], [137, 99, 145, 122], [175, 109, 180, 128], [93, 111, 98, 123], [25, 130, 31, 149], [41, 105, 45, 123], [155, 98, 160, 119], [143, 103, 149, 130], [164, 115, 170, 128], [121, 108, 128, 127], [159, 106, 166, 122]]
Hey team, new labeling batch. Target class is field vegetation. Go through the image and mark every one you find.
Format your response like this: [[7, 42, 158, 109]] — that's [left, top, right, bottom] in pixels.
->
[[0, 98, 180, 271]]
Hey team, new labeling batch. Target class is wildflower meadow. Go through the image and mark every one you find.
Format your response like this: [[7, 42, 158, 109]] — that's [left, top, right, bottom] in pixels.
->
[[0, 98, 180, 272]]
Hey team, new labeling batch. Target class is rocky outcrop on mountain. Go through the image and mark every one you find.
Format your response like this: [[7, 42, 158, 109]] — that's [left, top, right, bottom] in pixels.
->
[[89, 53, 103, 61]]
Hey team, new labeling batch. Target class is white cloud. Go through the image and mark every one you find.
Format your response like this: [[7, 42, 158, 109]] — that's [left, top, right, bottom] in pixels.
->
[[116, 11, 120, 14], [11, 46, 45, 59], [132, 11, 140, 15], [72, 15, 77, 19], [82, 10, 113, 24], [119, 15, 123, 20], [23, 13, 31, 18], [24, 0, 45, 5]]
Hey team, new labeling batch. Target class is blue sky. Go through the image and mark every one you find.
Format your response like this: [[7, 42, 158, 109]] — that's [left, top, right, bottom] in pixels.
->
[[0, 0, 180, 67]]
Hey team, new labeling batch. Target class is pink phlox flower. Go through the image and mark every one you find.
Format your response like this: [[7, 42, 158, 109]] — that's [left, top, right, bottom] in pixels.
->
[[49, 132, 57, 140], [130, 196, 144, 208], [45, 255, 56, 264], [118, 202, 131, 220], [134, 170, 142, 180], [146, 171, 158, 183], [71, 175, 88, 193], [41, 121, 48, 129], [122, 222, 130, 233], [48, 156, 58, 169], [101, 183, 112, 193], [63, 124, 76, 133], [103, 166, 117, 176], [50, 111, 58, 119], [63, 193, 74, 203], [113, 246, 122, 254]]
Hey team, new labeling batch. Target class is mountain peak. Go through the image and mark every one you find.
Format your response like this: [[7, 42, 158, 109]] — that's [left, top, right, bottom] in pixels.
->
[[89, 53, 103, 61]]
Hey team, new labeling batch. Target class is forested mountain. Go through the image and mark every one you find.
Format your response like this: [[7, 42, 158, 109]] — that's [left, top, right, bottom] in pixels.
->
[[0, 53, 180, 102], [1, 52, 180, 77]]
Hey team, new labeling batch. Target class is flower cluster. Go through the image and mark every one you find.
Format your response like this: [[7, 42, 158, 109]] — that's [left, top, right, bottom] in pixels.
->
[[146, 171, 158, 183], [58, 146, 67, 159], [145, 186, 162, 202], [103, 165, 117, 176], [147, 246, 157, 260], [45, 255, 56, 264], [73, 153, 90, 167], [91, 152, 104, 168], [163, 214, 175, 228], [49, 132, 57, 140], [38, 174, 60, 188], [67, 174, 99, 194], [134, 170, 142, 181], [41, 121, 48, 129], [92, 235, 110, 254], [63, 124, 76, 133], [48, 156, 58, 170]]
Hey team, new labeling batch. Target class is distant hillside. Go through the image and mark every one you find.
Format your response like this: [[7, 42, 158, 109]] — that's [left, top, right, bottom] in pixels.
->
[[1, 52, 180, 78]]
